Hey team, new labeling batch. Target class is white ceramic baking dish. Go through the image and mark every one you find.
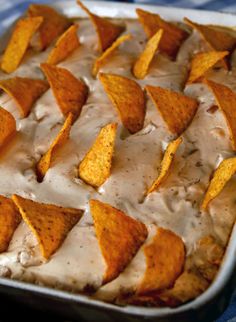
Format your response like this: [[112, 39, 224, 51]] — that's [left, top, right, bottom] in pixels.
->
[[0, 2, 236, 321]]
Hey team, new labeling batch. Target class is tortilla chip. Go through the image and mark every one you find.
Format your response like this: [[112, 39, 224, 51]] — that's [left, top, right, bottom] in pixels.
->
[[99, 73, 146, 133], [137, 227, 185, 295], [133, 29, 163, 79], [77, 0, 124, 52], [41, 63, 88, 121], [0, 195, 21, 253], [47, 24, 80, 65], [205, 79, 236, 151], [184, 18, 236, 54], [187, 51, 229, 84], [0, 107, 16, 149], [136, 8, 188, 59], [201, 157, 236, 210], [1, 17, 43, 74], [36, 113, 73, 182], [146, 85, 198, 135], [28, 4, 71, 50], [78, 123, 117, 187], [92, 34, 132, 77], [0, 77, 49, 118], [90, 199, 148, 284], [147, 137, 182, 194], [158, 271, 209, 307], [12, 194, 83, 259]]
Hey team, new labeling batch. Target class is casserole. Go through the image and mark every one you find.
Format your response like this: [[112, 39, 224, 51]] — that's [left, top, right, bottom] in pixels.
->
[[0, 1, 236, 321]]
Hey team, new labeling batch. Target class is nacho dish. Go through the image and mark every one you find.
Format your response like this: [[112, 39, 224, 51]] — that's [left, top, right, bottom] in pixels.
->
[[0, 0, 236, 308]]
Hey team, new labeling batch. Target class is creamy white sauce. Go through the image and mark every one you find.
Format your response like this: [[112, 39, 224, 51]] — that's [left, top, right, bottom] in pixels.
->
[[0, 19, 235, 301]]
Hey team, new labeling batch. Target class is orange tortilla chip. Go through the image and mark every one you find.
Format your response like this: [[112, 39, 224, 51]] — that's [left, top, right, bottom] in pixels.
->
[[146, 85, 198, 135], [36, 113, 73, 182], [78, 123, 117, 187], [136, 8, 188, 59], [133, 29, 163, 79], [184, 18, 236, 54], [92, 34, 132, 77], [187, 51, 229, 84], [0, 77, 49, 118], [99, 73, 146, 133], [90, 199, 148, 284], [77, 0, 124, 52], [205, 79, 236, 151], [12, 194, 83, 259], [147, 137, 182, 194], [137, 227, 185, 295], [28, 4, 71, 50], [0, 195, 21, 253], [47, 24, 80, 65], [0, 107, 16, 149], [201, 157, 236, 210], [1, 17, 43, 74], [41, 63, 88, 121]]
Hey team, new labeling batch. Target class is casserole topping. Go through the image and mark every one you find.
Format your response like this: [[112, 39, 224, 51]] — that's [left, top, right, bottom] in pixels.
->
[[0, 1, 235, 308]]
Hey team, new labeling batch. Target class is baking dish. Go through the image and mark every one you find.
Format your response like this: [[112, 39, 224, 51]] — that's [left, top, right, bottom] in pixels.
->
[[0, 1, 236, 321]]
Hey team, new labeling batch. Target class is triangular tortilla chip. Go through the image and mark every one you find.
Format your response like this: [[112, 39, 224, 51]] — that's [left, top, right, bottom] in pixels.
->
[[0, 195, 21, 253], [77, 0, 124, 52], [90, 199, 148, 284], [28, 4, 71, 50], [36, 113, 73, 182], [205, 79, 236, 151], [147, 137, 182, 194], [184, 18, 236, 54], [99, 73, 146, 133], [201, 157, 236, 210], [1, 17, 43, 74], [41, 63, 88, 121], [47, 24, 80, 65], [133, 29, 163, 79], [0, 107, 16, 149], [0, 77, 49, 118], [187, 51, 229, 84], [136, 8, 188, 59], [78, 123, 117, 187], [137, 227, 185, 295], [146, 85, 198, 135], [12, 194, 83, 259], [92, 34, 132, 77]]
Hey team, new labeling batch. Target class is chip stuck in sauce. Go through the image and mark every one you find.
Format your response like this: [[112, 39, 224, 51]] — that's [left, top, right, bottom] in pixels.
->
[[1, 17, 43, 74], [136, 8, 188, 59], [137, 227, 185, 294], [36, 113, 73, 182], [28, 4, 71, 50], [146, 85, 198, 135], [133, 29, 163, 79], [41, 63, 88, 121], [78, 123, 117, 187], [12, 194, 83, 259], [47, 24, 80, 65], [147, 137, 182, 194], [90, 199, 148, 284], [77, 0, 124, 52], [99, 73, 146, 133], [0, 77, 49, 117]]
